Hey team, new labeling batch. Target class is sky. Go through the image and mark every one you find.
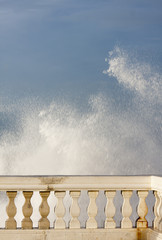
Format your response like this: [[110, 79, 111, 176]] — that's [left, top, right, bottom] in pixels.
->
[[0, 0, 162, 101]]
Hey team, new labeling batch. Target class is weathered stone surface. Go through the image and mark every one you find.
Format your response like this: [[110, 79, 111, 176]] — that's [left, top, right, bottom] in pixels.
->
[[5, 191, 17, 229], [38, 191, 50, 229], [22, 191, 33, 229], [104, 190, 116, 228], [69, 191, 81, 228], [86, 190, 98, 229], [137, 190, 148, 228], [121, 190, 133, 228], [55, 191, 66, 229]]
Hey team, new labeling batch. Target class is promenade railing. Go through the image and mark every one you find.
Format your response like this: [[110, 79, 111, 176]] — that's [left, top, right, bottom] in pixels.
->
[[0, 176, 161, 240]]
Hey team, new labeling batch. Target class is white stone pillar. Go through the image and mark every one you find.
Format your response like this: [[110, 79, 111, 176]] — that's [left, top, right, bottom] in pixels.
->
[[38, 191, 50, 229], [154, 191, 160, 229], [121, 190, 133, 228], [22, 191, 33, 229], [86, 190, 98, 229], [5, 191, 17, 229], [55, 191, 66, 229], [137, 190, 148, 228], [69, 191, 81, 228], [158, 191, 162, 231], [104, 190, 116, 228]]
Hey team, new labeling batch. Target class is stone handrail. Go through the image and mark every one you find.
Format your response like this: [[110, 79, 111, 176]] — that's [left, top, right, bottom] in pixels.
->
[[0, 175, 158, 191], [0, 175, 162, 239]]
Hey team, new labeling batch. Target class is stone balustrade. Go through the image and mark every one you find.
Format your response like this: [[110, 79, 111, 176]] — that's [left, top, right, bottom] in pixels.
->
[[0, 176, 162, 240]]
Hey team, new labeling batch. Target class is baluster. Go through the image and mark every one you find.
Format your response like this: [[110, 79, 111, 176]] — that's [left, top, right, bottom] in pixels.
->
[[69, 191, 81, 228], [158, 191, 162, 231], [104, 190, 116, 228], [55, 191, 66, 229], [137, 190, 148, 228], [86, 190, 98, 229], [121, 190, 133, 228], [22, 191, 33, 229], [5, 191, 17, 229], [38, 191, 50, 229], [154, 191, 160, 229]]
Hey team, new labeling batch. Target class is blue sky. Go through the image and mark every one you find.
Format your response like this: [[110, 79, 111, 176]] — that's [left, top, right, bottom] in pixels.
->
[[0, 0, 162, 101]]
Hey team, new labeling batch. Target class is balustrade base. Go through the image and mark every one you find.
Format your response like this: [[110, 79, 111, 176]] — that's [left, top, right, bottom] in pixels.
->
[[137, 221, 148, 228], [22, 219, 33, 229], [0, 228, 161, 240], [105, 220, 116, 228], [38, 220, 50, 230], [5, 220, 17, 229]]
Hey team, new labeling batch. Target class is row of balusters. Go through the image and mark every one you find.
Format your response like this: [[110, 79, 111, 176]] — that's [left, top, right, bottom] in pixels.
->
[[3, 190, 162, 230]]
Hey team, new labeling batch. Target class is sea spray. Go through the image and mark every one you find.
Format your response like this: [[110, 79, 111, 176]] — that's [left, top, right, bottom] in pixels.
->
[[0, 93, 161, 175], [0, 47, 161, 176]]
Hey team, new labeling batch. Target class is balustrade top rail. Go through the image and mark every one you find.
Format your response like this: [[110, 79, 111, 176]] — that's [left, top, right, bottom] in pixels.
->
[[0, 175, 161, 191]]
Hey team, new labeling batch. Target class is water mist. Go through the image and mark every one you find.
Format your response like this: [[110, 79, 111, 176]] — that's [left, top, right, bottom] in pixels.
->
[[0, 47, 161, 176]]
